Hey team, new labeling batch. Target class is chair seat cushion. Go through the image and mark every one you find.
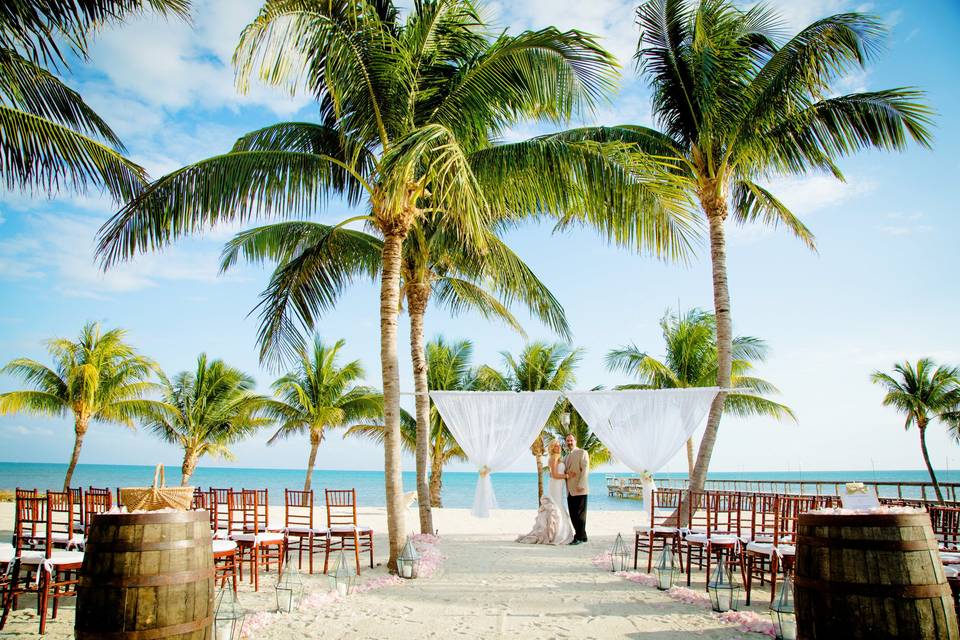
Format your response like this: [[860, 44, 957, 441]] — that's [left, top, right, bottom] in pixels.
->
[[0, 542, 14, 564], [686, 533, 740, 546], [285, 525, 315, 534], [745, 541, 795, 556], [330, 525, 373, 534], [231, 532, 284, 544], [21, 550, 84, 566], [634, 524, 677, 534], [212, 540, 238, 554]]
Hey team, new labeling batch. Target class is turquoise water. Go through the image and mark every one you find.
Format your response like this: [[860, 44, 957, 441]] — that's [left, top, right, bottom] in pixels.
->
[[2, 462, 957, 510]]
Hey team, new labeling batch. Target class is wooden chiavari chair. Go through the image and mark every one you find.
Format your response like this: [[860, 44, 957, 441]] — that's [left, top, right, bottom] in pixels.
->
[[684, 491, 745, 589], [83, 488, 112, 537], [13, 489, 38, 543], [324, 489, 374, 575], [228, 490, 284, 592], [931, 505, 960, 551], [633, 487, 684, 572], [46, 491, 82, 550], [743, 494, 817, 605], [1, 492, 84, 634], [284, 489, 328, 574]]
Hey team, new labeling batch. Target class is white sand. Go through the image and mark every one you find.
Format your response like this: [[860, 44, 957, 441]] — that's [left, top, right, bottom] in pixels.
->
[[0, 505, 768, 638]]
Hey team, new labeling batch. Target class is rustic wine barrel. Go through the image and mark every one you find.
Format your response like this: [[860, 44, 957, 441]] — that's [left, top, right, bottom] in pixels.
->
[[76, 510, 214, 640], [794, 511, 959, 640]]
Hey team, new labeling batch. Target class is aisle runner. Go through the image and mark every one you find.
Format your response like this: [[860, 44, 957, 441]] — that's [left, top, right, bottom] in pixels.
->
[[590, 552, 776, 638], [243, 534, 444, 639]]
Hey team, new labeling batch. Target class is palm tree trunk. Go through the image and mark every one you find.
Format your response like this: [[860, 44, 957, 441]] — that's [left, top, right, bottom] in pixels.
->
[[685, 437, 695, 477], [180, 450, 198, 486], [689, 204, 732, 496], [63, 417, 87, 490], [532, 436, 545, 503], [380, 228, 408, 572], [304, 431, 321, 492], [918, 421, 944, 502], [407, 287, 434, 534], [429, 454, 443, 508]]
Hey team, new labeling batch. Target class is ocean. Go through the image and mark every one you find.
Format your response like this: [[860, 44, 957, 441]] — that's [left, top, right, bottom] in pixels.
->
[[3, 462, 958, 510]]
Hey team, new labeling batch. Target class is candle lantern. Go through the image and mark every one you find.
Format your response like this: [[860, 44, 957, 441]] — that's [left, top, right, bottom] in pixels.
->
[[214, 588, 245, 640], [328, 549, 358, 597], [397, 537, 421, 579], [275, 555, 305, 613], [707, 554, 740, 612], [770, 572, 797, 640], [654, 543, 677, 591], [610, 533, 629, 572]]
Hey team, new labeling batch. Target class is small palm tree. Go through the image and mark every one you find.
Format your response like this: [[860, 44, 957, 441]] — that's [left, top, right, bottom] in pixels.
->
[[0, 0, 189, 200], [871, 360, 960, 503], [475, 342, 581, 501], [0, 322, 165, 489], [346, 336, 470, 507], [268, 338, 383, 491], [587, 0, 932, 496], [606, 308, 794, 475], [147, 354, 272, 485], [551, 398, 612, 469]]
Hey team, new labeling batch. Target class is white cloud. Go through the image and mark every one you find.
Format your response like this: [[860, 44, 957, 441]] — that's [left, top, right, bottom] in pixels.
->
[[3, 425, 54, 438], [762, 174, 875, 215], [879, 212, 933, 236], [0, 210, 245, 296]]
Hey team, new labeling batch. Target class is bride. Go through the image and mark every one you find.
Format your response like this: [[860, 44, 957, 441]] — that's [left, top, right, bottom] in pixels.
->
[[517, 440, 576, 545]]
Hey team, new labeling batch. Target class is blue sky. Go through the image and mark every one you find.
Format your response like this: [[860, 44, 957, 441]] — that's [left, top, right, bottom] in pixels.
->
[[1, 0, 958, 476]]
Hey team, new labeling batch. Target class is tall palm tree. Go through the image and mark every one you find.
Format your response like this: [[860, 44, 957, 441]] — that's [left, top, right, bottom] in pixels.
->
[[146, 354, 272, 485], [347, 336, 471, 508], [475, 342, 581, 502], [0, 0, 189, 200], [220, 213, 570, 534], [95, 1, 692, 569], [871, 359, 960, 503], [607, 307, 794, 475], [267, 338, 383, 491], [0, 321, 164, 489], [585, 0, 933, 495]]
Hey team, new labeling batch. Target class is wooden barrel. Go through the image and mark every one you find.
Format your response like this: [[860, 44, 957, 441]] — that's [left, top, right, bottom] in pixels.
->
[[76, 510, 214, 640], [794, 512, 959, 640]]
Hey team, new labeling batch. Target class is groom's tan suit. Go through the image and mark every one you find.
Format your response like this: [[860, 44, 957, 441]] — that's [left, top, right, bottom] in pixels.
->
[[564, 447, 589, 542]]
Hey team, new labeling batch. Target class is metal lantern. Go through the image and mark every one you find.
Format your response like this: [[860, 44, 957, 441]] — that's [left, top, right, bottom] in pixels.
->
[[328, 549, 358, 597], [707, 555, 740, 613], [654, 543, 677, 591], [560, 410, 571, 428], [275, 554, 305, 613], [397, 537, 421, 579], [214, 588, 245, 640], [770, 572, 797, 640], [610, 533, 629, 572]]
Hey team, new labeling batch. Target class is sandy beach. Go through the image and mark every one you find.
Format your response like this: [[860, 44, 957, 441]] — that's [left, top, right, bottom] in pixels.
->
[[0, 505, 772, 639]]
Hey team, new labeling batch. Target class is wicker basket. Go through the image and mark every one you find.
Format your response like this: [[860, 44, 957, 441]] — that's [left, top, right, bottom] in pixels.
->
[[120, 464, 194, 512]]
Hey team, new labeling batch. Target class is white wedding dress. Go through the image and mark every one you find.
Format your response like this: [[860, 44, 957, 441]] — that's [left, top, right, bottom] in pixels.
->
[[517, 462, 576, 545]]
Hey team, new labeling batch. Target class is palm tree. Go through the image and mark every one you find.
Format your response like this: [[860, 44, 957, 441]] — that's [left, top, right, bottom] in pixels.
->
[[475, 342, 581, 502], [607, 307, 795, 475], [347, 336, 471, 508], [146, 354, 272, 485], [0, 0, 189, 200], [267, 338, 384, 491], [551, 398, 612, 469], [95, 1, 692, 569], [220, 213, 570, 534], [871, 360, 960, 503], [0, 322, 164, 489], [585, 0, 933, 495]]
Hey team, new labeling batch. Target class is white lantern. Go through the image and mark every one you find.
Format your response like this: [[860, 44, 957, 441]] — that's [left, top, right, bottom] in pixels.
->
[[654, 543, 677, 591], [275, 556, 305, 613], [397, 537, 421, 579], [770, 573, 797, 640], [214, 588, 244, 640], [610, 533, 629, 572], [328, 549, 358, 597], [707, 555, 740, 613]]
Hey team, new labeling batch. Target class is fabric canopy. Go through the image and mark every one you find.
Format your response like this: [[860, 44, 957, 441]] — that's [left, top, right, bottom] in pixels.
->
[[565, 388, 719, 475], [431, 391, 561, 518]]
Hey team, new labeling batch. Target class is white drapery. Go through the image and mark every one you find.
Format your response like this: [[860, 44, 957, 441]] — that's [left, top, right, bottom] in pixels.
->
[[431, 391, 561, 518], [565, 388, 719, 475]]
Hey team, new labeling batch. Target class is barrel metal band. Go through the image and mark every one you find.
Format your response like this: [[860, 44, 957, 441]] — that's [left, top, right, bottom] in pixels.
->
[[84, 539, 207, 553], [76, 615, 213, 640], [794, 576, 949, 599], [796, 535, 934, 551], [80, 567, 214, 588], [799, 513, 930, 527]]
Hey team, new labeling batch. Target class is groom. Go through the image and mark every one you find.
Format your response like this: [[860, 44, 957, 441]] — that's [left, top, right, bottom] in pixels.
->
[[563, 434, 589, 544]]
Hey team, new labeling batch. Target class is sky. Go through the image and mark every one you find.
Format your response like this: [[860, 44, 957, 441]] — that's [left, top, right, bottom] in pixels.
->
[[0, 0, 958, 477]]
